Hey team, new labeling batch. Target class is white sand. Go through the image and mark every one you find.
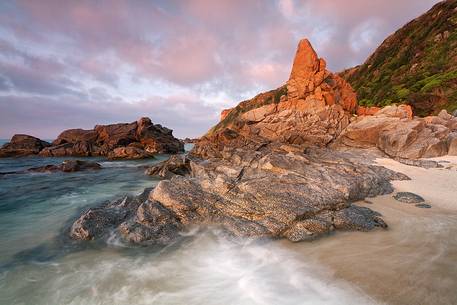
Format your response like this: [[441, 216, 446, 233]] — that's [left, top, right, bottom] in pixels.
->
[[375, 156, 457, 211]]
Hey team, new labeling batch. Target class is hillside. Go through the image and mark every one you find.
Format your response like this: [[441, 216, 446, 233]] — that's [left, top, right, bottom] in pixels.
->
[[340, 0, 457, 116]]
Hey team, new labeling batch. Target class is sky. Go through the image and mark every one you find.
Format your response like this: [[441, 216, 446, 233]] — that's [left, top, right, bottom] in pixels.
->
[[0, 0, 441, 139]]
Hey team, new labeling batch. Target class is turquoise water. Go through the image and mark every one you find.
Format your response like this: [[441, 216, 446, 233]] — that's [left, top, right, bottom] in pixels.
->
[[0, 155, 168, 267]]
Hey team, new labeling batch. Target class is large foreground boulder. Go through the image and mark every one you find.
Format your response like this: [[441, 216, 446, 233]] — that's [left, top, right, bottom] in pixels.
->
[[0, 134, 50, 157], [70, 146, 408, 245]]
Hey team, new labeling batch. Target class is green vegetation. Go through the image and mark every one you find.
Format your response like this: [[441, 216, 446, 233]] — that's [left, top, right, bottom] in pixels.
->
[[273, 86, 288, 103], [359, 98, 374, 107], [415, 70, 457, 92], [340, 0, 457, 116]]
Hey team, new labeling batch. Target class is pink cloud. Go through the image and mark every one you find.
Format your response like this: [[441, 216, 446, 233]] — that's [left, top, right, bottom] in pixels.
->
[[0, 0, 444, 139]]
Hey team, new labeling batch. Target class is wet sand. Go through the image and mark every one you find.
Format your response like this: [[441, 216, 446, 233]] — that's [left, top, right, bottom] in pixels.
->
[[283, 156, 457, 305], [376, 156, 457, 211]]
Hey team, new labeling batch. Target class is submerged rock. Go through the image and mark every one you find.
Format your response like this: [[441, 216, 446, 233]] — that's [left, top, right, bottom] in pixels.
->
[[118, 201, 182, 245], [70, 188, 152, 240], [393, 192, 425, 204], [28, 160, 101, 173]]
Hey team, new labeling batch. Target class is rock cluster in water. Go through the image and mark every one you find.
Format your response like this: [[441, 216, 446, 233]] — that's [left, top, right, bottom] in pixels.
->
[[0, 117, 183, 159], [0, 134, 50, 157]]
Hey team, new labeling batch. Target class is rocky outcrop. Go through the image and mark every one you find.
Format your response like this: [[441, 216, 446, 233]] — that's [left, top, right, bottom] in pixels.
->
[[28, 160, 101, 173], [70, 188, 154, 240], [1, 118, 182, 159], [144, 155, 191, 178], [336, 106, 457, 158], [71, 145, 408, 245], [0, 134, 50, 157], [36, 117, 183, 159], [70, 38, 419, 246], [393, 192, 425, 204], [107, 146, 153, 160], [194, 39, 358, 159]]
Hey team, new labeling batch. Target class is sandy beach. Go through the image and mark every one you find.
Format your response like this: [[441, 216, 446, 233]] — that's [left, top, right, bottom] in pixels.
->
[[279, 156, 457, 304], [375, 156, 457, 211]]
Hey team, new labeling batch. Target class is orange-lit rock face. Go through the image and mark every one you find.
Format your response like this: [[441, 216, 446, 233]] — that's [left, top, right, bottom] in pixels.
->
[[357, 106, 381, 116], [220, 108, 233, 121], [376, 104, 413, 119], [287, 39, 320, 100], [286, 39, 357, 113], [193, 38, 359, 158]]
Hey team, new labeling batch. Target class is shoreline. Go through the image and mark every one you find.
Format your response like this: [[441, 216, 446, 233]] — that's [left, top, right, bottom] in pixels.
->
[[375, 156, 457, 211], [280, 156, 457, 304]]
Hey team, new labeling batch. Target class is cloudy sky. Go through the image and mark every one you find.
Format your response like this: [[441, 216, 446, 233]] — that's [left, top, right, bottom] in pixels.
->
[[0, 0, 440, 139]]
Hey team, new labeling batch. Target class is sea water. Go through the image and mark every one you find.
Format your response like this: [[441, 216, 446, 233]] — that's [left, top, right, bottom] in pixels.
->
[[0, 142, 456, 304]]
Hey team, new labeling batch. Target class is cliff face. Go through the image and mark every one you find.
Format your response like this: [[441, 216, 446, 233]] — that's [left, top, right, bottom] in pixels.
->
[[340, 0, 457, 116], [193, 39, 357, 158]]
